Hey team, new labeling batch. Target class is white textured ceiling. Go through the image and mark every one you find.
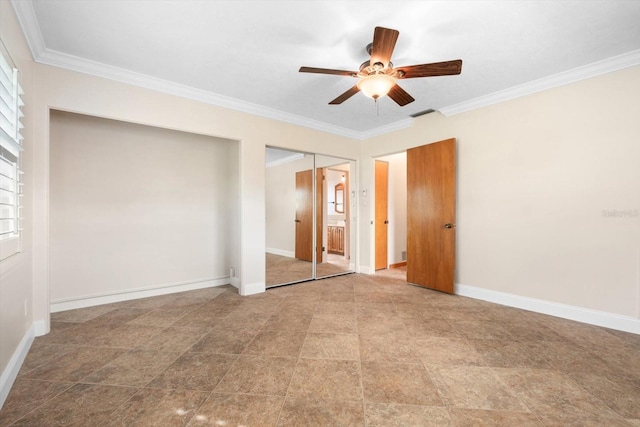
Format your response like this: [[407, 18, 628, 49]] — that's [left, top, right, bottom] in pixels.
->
[[13, 0, 640, 138]]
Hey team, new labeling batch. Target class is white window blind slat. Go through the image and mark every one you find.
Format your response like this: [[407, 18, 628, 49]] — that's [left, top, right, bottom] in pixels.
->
[[0, 41, 23, 252]]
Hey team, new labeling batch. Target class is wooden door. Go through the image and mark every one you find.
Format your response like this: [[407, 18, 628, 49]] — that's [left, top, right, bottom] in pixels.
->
[[375, 160, 389, 270], [316, 168, 323, 264], [295, 169, 323, 264], [406, 139, 456, 293], [295, 170, 313, 261]]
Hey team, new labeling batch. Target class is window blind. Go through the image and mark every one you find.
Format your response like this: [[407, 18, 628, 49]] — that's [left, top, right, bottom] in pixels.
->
[[0, 41, 24, 259]]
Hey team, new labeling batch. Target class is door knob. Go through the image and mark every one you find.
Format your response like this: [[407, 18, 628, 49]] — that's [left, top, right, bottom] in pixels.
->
[[294, 219, 301, 223], [384, 220, 389, 224], [444, 223, 455, 229]]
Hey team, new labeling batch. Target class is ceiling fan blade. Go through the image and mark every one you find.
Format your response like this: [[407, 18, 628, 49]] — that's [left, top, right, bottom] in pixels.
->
[[299, 66, 356, 77], [387, 84, 415, 106], [370, 27, 399, 69], [329, 85, 360, 104], [396, 59, 463, 79]]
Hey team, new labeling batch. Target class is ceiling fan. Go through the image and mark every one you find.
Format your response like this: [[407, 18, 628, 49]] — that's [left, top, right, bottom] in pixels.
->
[[299, 26, 462, 106]]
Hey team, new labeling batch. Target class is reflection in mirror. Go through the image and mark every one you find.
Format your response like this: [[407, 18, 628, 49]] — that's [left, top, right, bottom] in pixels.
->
[[316, 154, 356, 279], [335, 183, 344, 213], [265, 147, 314, 287]]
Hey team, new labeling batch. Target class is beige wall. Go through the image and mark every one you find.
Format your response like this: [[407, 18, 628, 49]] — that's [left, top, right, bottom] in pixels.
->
[[49, 111, 234, 302], [30, 58, 359, 331], [0, 1, 35, 401], [361, 66, 640, 319], [265, 153, 314, 256]]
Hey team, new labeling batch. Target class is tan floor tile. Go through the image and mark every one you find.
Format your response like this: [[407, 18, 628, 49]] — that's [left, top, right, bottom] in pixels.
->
[[278, 397, 364, 426], [356, 302, 397, 318], [562, 368, 640, 419], [22, 346, 127, 382], [147, 352, 237, 391], [365, 403, 453, 426], [11, 383, 137, 426], [275, 300, 318, 315], [355, 292, 393, 303], [215, 310, 272, 329], [85, 307, 152, 325], [392, 302, 441, 318], [450, 320, 518, 341], [190, 326, 259, 354], [138, 326, 209, 353], [359, 334, 420, 363], [315, 301, 357, 316], [309, 313, 357, 334], [357, 316, 407, 336], [436, 307, 497, 322], [414, 337, 486, 367], [214, 355, 297, 395], [428, 366, 528, 411], [171, 306, 231, 328], [243, 329, 306, 357], [0, 378, 73, 426], [32, 322, 108, 347], [50, 304, 118, 323], [301, 333, 360, 360], [262, 311, 314, 331], [126, 308, 190, 327], [188, 393, 283, 426], [402, 318, 460, 339], [469, 339, 551, 368], [82, 349, 182, 387], [361, 362, 442, 406], [84, 324, 165, 348], [103, 388, 209, 426], [17, 343, 75, 375], [495, 367, 631, 426], [448, 408, 543, 426], [288, 359, 362, 401], [319, 291, 355, 302]]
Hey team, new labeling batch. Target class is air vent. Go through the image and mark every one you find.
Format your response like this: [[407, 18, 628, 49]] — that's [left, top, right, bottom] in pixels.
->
[[410, 109, 435, 118]]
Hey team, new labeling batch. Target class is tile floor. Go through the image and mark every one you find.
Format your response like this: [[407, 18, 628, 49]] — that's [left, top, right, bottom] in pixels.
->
[[1, 272, 640, 426], [265, 253, 351, 287]]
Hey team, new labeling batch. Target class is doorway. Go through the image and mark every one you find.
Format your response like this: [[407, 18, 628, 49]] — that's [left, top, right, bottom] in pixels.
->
[[374, 153, 408, 277], [373, 139, 456, 293]]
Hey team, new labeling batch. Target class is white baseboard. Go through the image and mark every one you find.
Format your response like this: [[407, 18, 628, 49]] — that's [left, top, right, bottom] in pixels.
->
[[359, 265, 375, 275], [456, 283, 640, 335], [229, 277, 240, 289], [241, 281, 265, 296], [266, 248, 295, 258], [33, 320, 47, 337], [50, 277, 231, 313], [0, 323, 34, 410]]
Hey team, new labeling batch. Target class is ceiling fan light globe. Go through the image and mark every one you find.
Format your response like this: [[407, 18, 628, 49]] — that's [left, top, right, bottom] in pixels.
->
[[357, 74, 396, 100]]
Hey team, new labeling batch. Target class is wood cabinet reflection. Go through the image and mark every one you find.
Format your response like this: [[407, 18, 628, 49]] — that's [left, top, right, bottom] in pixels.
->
[[328, 226, 344, 256]]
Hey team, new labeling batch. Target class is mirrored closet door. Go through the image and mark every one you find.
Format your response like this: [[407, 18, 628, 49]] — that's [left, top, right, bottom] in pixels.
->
[[265, 147, 355, 288]]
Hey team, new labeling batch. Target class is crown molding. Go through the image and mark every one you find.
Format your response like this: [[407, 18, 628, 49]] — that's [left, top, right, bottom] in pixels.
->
[[440, 49, 640, 116], [13, 0, 640, 139], [11, 1, 371, 140], [38, 48, 367, 139], [10, 0, 45, 61], [357, 117, 415, 140]]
